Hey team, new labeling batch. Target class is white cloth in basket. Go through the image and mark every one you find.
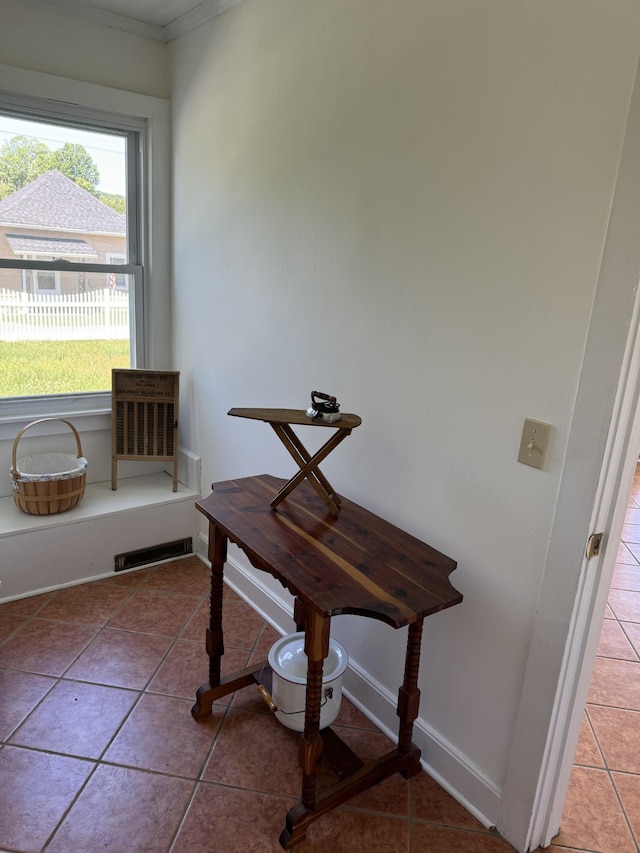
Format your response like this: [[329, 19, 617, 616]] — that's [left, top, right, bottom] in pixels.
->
[[11, 452, 88, 484]]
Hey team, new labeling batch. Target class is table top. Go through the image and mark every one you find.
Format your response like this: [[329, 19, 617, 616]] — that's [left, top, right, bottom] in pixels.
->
[[228, 407, 362, 431], [196, 474, 462, 629]]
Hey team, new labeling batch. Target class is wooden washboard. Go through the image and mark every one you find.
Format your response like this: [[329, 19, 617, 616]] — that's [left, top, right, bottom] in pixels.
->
[[111, 369, 179, 491]]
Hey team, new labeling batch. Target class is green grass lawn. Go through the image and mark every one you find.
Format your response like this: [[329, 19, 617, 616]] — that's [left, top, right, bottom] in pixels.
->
[[0, 339, 130, 397]]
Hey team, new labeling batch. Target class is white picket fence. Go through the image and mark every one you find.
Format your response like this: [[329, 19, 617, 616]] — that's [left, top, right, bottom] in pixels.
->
[[0, 288, 129, 341]]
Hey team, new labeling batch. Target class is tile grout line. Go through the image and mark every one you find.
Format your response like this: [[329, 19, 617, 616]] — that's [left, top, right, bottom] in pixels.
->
[[557, 476, 640, 853], [590, 507, 640, 852], [167, 595, 271, 852], [605, 575, 640, 852], [6, 570, 159, 852], [1, 564, 215, 853]]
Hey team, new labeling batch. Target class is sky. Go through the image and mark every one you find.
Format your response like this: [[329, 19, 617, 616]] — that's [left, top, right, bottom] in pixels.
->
[[0, 114, 126, 195]]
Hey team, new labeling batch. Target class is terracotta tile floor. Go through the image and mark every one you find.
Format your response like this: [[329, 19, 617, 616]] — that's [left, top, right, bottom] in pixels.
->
[[1, 498, 639, 853]]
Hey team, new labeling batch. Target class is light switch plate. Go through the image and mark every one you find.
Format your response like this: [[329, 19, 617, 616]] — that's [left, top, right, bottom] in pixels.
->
[[518, 418, 551, 469]]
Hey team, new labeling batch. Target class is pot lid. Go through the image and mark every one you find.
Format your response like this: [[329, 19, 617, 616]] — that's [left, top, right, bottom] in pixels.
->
[[268, 631, 348, 684]]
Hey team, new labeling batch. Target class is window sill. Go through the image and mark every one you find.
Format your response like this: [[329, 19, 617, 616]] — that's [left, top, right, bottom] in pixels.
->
[[0, 394, 111, 440], [0, 471, 199, 539], [1, 471, 201, 601]]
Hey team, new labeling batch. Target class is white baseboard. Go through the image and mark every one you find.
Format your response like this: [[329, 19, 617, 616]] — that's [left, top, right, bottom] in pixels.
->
[[195, 532, 501, 828]]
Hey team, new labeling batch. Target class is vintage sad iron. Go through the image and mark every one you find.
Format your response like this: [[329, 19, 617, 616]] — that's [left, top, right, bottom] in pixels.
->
[[306, 391, 341, 423]]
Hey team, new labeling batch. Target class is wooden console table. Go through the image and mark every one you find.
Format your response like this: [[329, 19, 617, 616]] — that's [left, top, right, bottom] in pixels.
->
[[193, 474, 462, 849]]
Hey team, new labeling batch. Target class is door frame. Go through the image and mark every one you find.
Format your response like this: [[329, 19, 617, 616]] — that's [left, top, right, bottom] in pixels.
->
[[534, 276, 640, 848], [498, 53, 640, 852]]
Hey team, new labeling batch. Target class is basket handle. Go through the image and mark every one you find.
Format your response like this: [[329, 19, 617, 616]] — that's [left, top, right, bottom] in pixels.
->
[[11, 418, 84, 478]]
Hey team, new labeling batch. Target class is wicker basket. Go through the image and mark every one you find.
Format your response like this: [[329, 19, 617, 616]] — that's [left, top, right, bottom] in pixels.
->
[[10, 418, 87, 515]]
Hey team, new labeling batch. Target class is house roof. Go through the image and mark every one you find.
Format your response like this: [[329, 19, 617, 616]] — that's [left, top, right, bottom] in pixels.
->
[[0, 170, 126, 235], [5, 233, 98, 258]]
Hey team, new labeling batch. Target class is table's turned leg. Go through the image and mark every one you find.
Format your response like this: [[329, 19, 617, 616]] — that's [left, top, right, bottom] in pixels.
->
[[279, 617, 426, 848], [300, 610, 330, 808], [280, 609, 330, 848], [192, 523, 227, 719], [397, 617, 423, 777]]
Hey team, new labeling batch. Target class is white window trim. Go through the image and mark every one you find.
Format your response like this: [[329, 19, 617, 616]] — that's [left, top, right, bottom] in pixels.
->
[[0, 64, 170, 428]]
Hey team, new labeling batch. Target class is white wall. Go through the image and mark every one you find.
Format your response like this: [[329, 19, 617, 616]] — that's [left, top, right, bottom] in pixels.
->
[[170, 0, 640, 846]]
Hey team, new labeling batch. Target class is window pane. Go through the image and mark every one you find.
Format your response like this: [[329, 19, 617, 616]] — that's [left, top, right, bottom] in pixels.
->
[[0, 112, 134, 399], [34, 269, 57, 292], [0, 271, 131, 397], [0, 115, 127, 264]]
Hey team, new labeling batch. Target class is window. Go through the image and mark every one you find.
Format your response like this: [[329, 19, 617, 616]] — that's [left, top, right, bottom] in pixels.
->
[[0, 73, 172, 434], [0, 108, 141, 401], [0, 71, 169, 425], [33, 266, 59, 294]]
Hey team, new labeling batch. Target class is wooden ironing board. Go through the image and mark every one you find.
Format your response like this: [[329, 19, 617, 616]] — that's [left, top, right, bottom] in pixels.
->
[[228, 407, 362, 515]]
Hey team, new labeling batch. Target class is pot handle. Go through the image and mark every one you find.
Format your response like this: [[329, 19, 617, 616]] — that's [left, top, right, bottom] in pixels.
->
[[256, 684, 278, 714]]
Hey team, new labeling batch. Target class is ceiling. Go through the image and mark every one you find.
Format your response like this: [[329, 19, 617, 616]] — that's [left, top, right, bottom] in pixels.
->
[[73, 0, 210, 28], [21, 0, 240, 41]]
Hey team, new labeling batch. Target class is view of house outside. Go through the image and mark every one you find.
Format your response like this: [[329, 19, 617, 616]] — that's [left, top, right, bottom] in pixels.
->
[[0, 115, 131, 398]]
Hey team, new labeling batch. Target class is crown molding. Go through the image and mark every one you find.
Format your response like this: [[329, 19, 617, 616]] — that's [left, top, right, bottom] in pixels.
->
[[20, 0, 164, 41], [18, 0, 243, 43], [161, 0, 243, 41]]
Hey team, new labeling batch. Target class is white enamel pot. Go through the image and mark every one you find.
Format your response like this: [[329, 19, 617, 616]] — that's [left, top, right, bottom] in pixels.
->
[[267, 632, 348, 732]]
